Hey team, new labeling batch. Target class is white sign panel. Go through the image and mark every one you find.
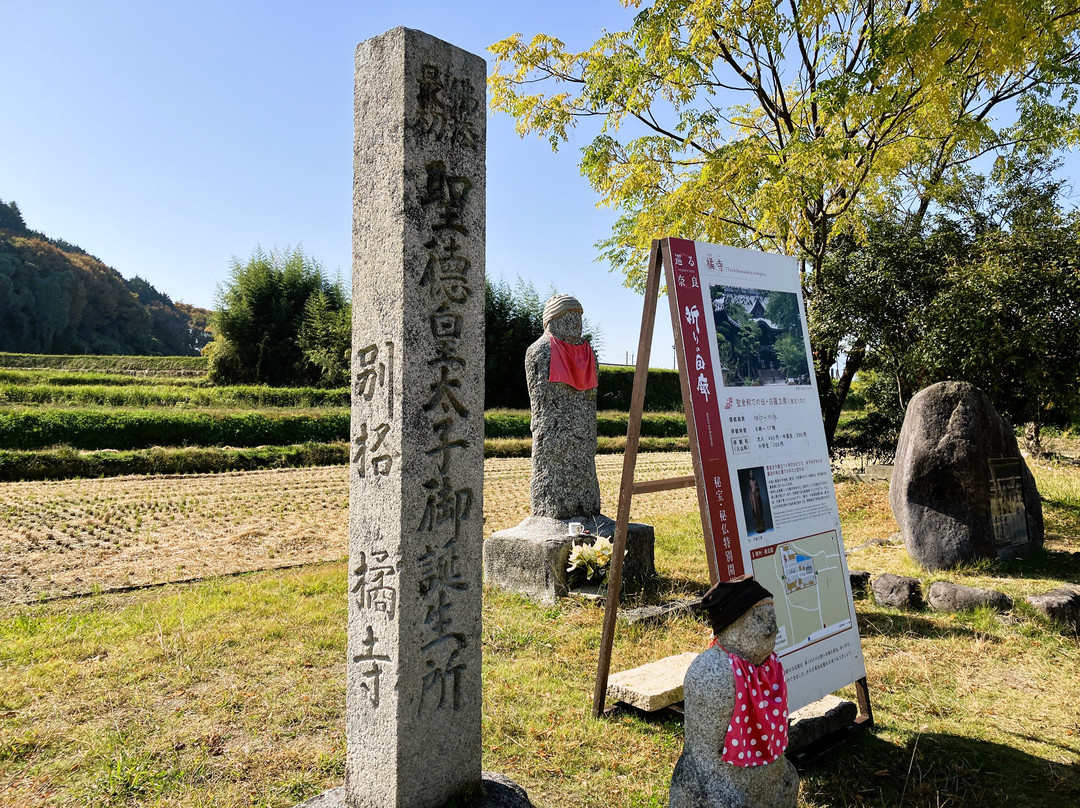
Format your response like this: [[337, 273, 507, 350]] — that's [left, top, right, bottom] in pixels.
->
[[667, 238, 867, 712]]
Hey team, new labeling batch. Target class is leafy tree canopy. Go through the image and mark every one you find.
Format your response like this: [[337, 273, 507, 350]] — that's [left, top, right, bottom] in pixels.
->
[[491, 0, 1080, 441], [831, 158, 1080, 459], [0, 202, 209, 356], [207, 246, 347, 386]]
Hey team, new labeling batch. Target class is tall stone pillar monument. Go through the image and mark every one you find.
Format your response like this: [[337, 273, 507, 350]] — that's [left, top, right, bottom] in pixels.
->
[[348, 27, 485, 808]]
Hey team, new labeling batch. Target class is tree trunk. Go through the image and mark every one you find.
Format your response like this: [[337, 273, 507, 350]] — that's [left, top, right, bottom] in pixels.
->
[[817, 339, 866, 452]]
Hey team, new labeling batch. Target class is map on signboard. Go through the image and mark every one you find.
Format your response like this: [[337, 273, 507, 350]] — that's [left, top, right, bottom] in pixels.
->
[[749, 530, 852, 653]]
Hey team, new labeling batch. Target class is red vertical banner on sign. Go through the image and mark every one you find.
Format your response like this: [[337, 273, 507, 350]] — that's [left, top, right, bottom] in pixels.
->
[[667, 238, 745, 580]]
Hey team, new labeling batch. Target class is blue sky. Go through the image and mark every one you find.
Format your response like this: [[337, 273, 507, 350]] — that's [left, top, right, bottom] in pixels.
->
[[2, 0, 681, 367], [5, 2, 1078, 369]]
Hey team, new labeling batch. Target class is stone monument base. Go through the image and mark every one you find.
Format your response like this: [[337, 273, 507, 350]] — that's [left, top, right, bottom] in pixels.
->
[[297, 772, 533, 808], [484, 514, 656, 604]]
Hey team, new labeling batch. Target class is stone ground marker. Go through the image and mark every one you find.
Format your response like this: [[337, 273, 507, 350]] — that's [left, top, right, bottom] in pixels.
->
[[346, 27, 487, 808]]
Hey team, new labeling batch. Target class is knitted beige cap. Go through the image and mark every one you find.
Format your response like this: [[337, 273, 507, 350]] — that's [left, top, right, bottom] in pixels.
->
[[542, 294, 584, 329]]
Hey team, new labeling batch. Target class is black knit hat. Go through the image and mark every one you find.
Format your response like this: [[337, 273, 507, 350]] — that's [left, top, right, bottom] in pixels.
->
[[701, 575, 775, 636]]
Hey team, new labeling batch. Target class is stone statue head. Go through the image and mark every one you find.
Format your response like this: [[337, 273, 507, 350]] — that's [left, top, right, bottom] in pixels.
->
[[702, 576, 778, 664], [543, 294, 584, 343]]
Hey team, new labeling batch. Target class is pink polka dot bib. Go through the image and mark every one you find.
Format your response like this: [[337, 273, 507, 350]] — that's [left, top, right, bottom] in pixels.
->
[[715, 644, 789, 766]]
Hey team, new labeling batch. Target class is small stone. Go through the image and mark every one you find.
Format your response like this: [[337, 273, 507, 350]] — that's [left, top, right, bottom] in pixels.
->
[[1025, 587, 1080, 630], [787, 695, 858, 752], [621, 598, 702, 626], [872, 574, 923, 609], [607, 652, 700, 712], [927, 581, 1012, 613], [848, 571, 871, 600]]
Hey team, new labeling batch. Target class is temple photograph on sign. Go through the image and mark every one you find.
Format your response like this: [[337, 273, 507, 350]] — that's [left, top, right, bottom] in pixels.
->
[[709, 286, 811, 387]]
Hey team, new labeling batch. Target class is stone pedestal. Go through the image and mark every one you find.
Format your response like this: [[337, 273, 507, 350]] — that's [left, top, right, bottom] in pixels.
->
[[483, 514, 655, 604]]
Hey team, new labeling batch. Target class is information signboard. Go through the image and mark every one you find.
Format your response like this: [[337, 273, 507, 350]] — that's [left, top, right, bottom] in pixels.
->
[[666, 238, 867, 712]]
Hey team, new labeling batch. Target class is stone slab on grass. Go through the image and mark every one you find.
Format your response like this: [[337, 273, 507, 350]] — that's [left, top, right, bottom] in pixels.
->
[[928, 581, 1013, 613], [872, 573, 923, 609], [607, 652, 700, 712], [787, 695, 859, 752], [1026, 586, 1080, 630], [621, 598, 702, 626]]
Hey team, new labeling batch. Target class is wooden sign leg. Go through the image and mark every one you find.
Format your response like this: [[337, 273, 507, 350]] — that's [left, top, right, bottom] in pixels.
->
[[591, 240, 665, 718], [854, 677, 874, 729]]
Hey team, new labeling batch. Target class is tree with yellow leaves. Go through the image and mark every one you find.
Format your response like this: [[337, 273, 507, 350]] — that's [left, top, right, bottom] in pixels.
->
[[490, 0, 1080, 444]]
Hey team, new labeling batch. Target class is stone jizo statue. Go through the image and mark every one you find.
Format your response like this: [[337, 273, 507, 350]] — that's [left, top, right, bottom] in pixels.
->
[[670, 576, 799, 808], [483, 294, 655, 602], [526, 294, 602, 520]]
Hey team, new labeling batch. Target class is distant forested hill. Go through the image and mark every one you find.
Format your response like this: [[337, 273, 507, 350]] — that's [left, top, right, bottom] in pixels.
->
[[0, 199, 211, 355]]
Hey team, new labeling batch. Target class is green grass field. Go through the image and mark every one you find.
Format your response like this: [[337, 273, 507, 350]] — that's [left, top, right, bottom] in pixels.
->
[[2, 457, 1079, 807]]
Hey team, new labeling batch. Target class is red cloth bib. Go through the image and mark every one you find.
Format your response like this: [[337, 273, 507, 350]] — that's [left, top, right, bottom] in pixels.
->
[[549, 336, 598, 391], [714, 645, 789, 766]]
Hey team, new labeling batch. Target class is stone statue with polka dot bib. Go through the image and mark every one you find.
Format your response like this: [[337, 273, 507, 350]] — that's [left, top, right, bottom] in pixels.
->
[[670, 576, 799, 808]]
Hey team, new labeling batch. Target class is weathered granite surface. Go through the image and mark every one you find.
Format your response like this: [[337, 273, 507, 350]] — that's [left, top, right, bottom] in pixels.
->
[[526, 299, 601, 519], [297, 773, 533, 808], [607, 652, 699, 711], [348, 27, 486, 807], [872, 574, 923, 609], [670, 602, 799, 808], [927, 581, 1013, 613], [890, 381, 1043, 570], [787, 695, 858, 752], [483, 514, 655, 604], [1026, 586, 1080, 630]]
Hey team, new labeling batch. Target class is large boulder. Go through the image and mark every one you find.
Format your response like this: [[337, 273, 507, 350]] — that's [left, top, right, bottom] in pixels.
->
[[890, 382, 1043, 570]]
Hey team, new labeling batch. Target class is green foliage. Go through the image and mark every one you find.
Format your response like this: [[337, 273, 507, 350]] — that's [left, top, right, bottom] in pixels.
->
[[0, 352, 207, 375], [485, 277, 545, 409], [0, 443, 349, 482], [0, 210, 209, 356], [595, 365, 683, 411], [208, 247, 346, 386], [490, 0, 1080, 443], [830, 160, 1080, 456], [0, 381, 348, 408], [484, 277, 606, 408], [483, 410, 686, 439], [0, 409, 349, 451], [297, 292, 352, 387], [0, 199, 27, 233], [126, 275, 212, 356]]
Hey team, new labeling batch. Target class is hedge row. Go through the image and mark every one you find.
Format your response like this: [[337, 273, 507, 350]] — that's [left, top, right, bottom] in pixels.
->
[[0, 352, 208, 375], [485, 436, 689, 458], [0, 369, 203, 388], [596, 365, 684, 411], [0, 438, 690, 480], [0, 408, 688, 451], [483, 410, 687, 439], [0, 409, 350, 451], [0, 443, 350, 482], [0, 383, 350, 408]]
